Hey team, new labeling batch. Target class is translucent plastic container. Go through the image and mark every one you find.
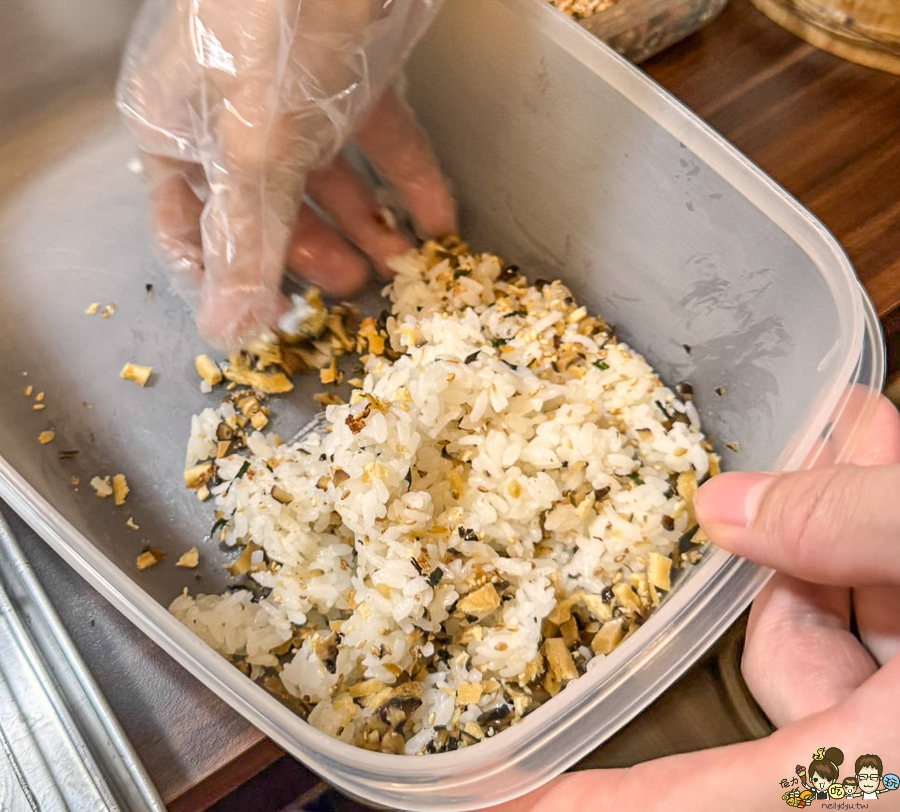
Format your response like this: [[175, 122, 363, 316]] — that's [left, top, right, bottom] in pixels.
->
[[0, 0, 884, 809]]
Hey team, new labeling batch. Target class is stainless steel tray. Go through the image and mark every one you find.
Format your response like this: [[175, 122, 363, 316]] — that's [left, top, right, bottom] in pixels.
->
[[0, 513, 164, 812]]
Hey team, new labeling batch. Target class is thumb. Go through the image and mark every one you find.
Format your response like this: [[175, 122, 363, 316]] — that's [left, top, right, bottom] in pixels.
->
[[489, 657, 900, 811], [694, 463, 900, 586]]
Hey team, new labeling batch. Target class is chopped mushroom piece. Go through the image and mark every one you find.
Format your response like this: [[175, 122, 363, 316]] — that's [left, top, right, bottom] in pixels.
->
[[357, 318, 385, 355], [226, 542, 261, 576], [612, 582, 644, 616], [591, 619, 624, 655], [347, 679, 386, 698], [250, 411, 268, 430], [37, 430, 55, 445], [237, 395, 261, 416], [223, 366, 293, 394], [84, 302, 100, 315], [457, 682, 484, 706], [463, 721, 484, 740], [120, 362, 153, 386], [319, 359, 340, 385], [647, 552, 672, 591], [195, 354, 223, 386], [457, 583, 501, 617], [176, 547, 200, 568], [90, 475, 113, 498], [112, 474, 129, 506], [559, 616, 579, 648], [271, 485, 294, 505], [125, 517, 140, 530], [542, 637, 579, 682], [136, 549, 163, 570], [184, 462, 215, 489]]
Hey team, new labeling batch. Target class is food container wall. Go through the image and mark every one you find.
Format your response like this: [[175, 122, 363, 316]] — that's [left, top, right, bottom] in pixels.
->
[[0, 0, 884, 810]]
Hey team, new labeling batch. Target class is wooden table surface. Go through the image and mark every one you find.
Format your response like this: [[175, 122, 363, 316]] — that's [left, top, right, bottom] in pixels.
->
[[645, 0, 900, 335], [178, 1, 900, 807]]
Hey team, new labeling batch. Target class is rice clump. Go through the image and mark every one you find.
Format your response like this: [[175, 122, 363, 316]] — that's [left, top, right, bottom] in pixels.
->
[[171, 238, 716, 755]]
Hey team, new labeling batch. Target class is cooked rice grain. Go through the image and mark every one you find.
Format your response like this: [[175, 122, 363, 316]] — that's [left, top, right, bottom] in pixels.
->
[[172, 241, 716, 754]]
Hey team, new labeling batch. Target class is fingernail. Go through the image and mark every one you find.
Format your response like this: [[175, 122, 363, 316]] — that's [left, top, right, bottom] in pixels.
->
[[694, 473, 777, 530]]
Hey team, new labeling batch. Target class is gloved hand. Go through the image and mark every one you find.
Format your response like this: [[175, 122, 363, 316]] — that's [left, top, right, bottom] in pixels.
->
[[117, 0, 455, 347]]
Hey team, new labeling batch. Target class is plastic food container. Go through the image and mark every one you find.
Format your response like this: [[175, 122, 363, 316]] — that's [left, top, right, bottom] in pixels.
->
[[0, 0, 884, 809]]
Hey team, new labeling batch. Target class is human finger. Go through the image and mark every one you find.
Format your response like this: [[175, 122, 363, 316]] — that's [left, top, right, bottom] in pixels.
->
[[355, 87, 457, 239], [742, 574, 875, 727], [487, 654, 900, 812], [285, 206, 370, 298], [141, 154, 205, 296], [694, 463, 900, 585], [196, 79, 309, 347], [854, 585, 900, 667], [848, 395, 900, 467], [847, 397, 900, 665], [694, 463, 900, 586], [305, 156, 414, 278]]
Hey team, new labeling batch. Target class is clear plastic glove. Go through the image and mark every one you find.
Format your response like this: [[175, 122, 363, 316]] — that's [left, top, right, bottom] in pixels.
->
[[485, 396, 900, 812], [117, 0, 455, 347]]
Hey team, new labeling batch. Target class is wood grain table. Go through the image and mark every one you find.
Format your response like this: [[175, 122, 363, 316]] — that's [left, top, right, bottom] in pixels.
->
[[644, 0, 900, 340], [157, 1, 900, 807]]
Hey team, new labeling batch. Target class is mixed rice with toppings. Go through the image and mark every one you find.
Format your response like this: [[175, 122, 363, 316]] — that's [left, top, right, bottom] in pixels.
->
[[172, 238, 716, 755]]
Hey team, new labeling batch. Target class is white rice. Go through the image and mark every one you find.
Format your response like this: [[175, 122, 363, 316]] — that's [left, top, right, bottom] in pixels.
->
[[171, 241, 715, 754]]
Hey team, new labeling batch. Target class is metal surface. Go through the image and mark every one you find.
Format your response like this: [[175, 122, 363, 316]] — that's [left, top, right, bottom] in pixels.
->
[[0, 511, 165, 811], [1, 504, 265, 805]]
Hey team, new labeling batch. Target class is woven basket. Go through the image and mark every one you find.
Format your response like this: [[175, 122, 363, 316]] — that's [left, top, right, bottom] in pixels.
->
[[749, 0, 900, 74]]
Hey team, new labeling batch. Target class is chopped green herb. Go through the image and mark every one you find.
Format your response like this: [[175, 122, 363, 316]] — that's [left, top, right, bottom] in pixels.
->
[[593, 361, 610, 371], [491, 337, 508, 348], [628, 473, 644, 486], [453, 268, 471, 279], [225, 460, 251, 494], [427, 567, 444, 587], [503, 309, 527, 318]]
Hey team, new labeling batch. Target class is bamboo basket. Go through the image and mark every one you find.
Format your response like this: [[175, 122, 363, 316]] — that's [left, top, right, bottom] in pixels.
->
[[749, 0, 900, 74]]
